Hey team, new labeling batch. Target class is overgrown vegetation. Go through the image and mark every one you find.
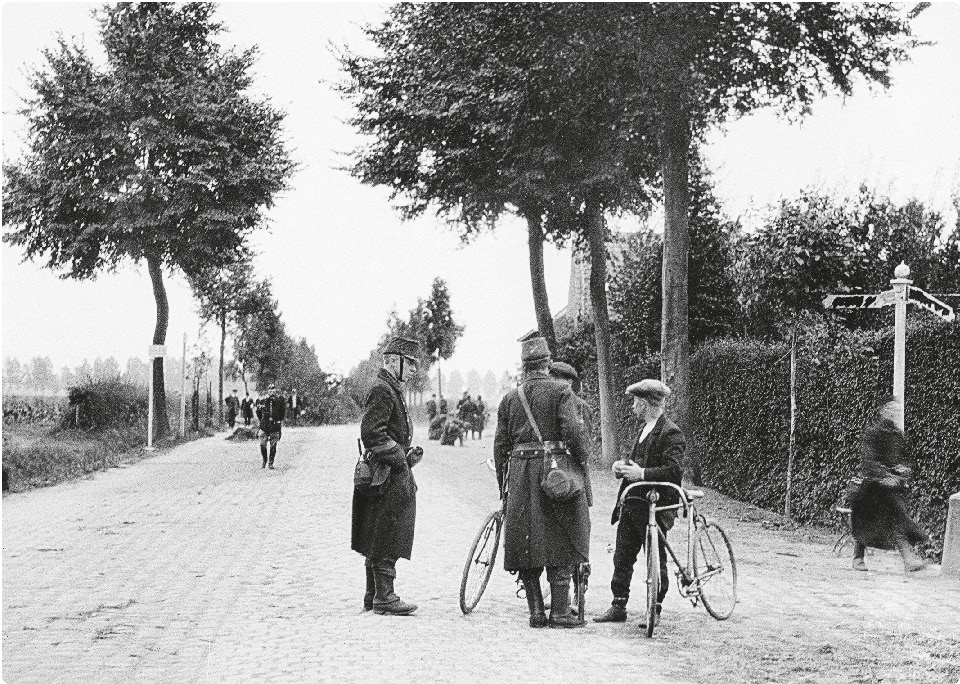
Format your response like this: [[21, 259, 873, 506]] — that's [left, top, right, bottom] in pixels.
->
[[3, 379, 194, 494]]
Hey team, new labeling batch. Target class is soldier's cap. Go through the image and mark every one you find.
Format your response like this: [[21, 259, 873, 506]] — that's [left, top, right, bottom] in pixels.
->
[[383, 336, 421, 361], [549, 361, 579, 382], [625, 379, 671, 402], [518, 330, 550, 362]]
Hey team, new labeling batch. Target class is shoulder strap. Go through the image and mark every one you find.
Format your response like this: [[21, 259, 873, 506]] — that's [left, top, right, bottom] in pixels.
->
[[517, 384, 544, 444]]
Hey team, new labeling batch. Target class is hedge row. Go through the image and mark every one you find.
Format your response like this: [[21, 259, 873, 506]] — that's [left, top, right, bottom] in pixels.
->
[[587, 321, 959, 560]]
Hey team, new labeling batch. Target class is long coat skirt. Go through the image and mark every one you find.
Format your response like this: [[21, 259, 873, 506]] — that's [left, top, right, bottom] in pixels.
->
[[494, 372, 592, 571], [351, 369, 417, 561], [851, 418, 927, 550]]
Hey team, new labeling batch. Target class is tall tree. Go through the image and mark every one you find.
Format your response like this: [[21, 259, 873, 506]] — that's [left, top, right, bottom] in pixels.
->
[[3, 3, 292, 440], [616, 3, 921, 471], [340, 4, 661, 464], [423, 278, 465, 397], [190, 258, 256, 421]]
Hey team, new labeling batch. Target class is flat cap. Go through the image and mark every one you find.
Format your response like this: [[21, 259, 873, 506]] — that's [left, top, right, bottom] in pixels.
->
[[625, 379, 671, 401], [383, 336, 421, 361], [549, 361, 579, 382]]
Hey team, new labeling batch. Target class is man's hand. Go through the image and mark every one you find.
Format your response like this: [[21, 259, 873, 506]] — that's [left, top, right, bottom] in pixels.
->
[[406, 446, 424, 468], [612, 460, 644, 482]]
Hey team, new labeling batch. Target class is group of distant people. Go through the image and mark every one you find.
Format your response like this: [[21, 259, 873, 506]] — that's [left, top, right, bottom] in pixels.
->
[[425, 391, 488, 445], [223, 386, 308, 470]]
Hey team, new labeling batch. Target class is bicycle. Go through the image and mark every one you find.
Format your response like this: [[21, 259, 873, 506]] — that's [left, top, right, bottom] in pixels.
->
[[460, 459, 589, 619], [618, 481, 738, 637]]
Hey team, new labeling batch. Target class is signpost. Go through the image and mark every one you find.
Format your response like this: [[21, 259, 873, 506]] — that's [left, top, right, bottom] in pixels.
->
[[823, 262, 955, 430], [146, 344, 166, 450]]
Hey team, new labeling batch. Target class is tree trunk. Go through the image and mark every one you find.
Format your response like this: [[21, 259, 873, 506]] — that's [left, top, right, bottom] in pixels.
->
[[585, 200, 620, 465], [525, 211, 557, 353], [147, 254, 171, 440], [218, 311, 226, 423], [660, 90, 698, 483]]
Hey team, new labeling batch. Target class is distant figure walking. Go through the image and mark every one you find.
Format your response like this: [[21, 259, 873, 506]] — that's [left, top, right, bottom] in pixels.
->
[[256, 384, 286, 469], [241, 393, 254, 426], [849, 395, 927, 573], [426, 394, 438, 422], [225, 389, 240, 429]]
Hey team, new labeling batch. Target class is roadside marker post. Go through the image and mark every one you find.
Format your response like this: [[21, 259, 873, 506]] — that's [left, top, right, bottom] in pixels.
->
[[823, 262, 955, 431]]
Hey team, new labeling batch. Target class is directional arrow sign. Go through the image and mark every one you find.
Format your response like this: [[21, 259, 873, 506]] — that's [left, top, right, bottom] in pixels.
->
[[909, 287, 955, 322], [822, 291, 895, 310]]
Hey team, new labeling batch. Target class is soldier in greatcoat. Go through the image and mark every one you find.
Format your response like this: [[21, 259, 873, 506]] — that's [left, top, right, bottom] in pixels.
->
[[351, 336, 423, 615], [494, 333, 591, 628]]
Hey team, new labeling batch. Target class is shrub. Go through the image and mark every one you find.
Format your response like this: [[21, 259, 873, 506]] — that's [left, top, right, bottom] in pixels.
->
[[63, 379, 148, 431], [586, 320, 959, 561], [305, 394, 361, 425]]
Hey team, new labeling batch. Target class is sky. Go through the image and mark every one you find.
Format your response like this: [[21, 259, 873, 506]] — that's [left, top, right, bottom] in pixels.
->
[[3, 2, 959, 382]]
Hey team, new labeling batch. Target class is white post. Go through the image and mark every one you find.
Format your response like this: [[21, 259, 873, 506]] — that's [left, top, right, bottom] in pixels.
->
[[785, 328, 796, 519], [146, 362, 156, 451], [179, 333, 187, 438], [890, 262, 912, 431]]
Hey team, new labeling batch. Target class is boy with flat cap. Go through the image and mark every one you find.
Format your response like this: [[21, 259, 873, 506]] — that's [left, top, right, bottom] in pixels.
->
[[594, 379, 684, 629]]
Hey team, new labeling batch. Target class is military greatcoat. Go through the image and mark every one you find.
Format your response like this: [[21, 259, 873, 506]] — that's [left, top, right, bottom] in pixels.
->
[[493, 371, 591, 571], [351, 369, 417, 561]]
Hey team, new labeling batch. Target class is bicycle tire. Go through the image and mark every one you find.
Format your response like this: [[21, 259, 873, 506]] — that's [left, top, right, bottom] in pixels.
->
[[459, 509, 502, 615], [832, 531, 854, 557], [644, 525, 660, 638], [693, 521, 737, 620]]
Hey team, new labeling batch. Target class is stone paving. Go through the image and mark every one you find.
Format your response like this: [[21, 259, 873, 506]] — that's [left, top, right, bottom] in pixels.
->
[[3, 425, 959, 683]]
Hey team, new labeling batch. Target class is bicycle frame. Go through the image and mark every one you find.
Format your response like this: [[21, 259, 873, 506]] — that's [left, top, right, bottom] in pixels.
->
[[618, 481, 713, 603]]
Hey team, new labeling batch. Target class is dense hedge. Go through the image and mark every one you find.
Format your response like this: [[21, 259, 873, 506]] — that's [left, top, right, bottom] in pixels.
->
[[590, 321, 959, 560]]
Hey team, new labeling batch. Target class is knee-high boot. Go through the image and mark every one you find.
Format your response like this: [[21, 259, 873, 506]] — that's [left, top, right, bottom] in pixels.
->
[[363, 565, 375, 611], [548, 571, 582, 628], [372, 561, 418, 616], [520, 573, 547, 628]]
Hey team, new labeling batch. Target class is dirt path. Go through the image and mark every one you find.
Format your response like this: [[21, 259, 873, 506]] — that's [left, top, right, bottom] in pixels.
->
[[3, 424, 958, 683]]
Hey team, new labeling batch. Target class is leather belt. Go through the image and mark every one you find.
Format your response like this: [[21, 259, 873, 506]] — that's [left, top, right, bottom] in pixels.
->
[[510, 440, 567, 459]]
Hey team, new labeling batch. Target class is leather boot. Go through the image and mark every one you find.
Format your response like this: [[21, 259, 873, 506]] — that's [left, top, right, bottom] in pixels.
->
[[521, 576, 547, 628], [593, 599, 627, 623], [548, 577, 582, 628], [363, 566, 375, 611], [372, 564, 418, 616]]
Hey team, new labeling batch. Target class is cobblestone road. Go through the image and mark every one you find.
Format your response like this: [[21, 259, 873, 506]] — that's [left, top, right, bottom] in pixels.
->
[[4, 425, 959, 683]]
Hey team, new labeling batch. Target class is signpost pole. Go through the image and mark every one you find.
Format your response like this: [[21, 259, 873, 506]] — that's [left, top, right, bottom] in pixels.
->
[[890, 263, 912, 431], [147, 364, 155, 451]]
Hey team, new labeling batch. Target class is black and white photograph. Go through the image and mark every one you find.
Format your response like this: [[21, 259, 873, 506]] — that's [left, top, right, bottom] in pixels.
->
[[2, 3, 959, 683]]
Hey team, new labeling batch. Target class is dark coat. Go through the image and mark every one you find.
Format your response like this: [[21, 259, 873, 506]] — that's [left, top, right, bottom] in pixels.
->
[[612, 414, 685, 529], [225, 395, 240, 418], [256, 396, 286, 434], [351, 369, 418, 561], [851, 418, 927, 549], [426, 399, 438, 420], [493, 371, 591, 571], [240, 397, 254, 418]]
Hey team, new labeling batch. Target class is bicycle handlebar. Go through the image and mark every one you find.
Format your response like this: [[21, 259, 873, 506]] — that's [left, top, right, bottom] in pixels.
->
[[618, 481, 695, 516]]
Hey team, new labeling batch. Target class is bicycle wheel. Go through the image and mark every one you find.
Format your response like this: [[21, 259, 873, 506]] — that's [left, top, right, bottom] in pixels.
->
[[693, 521, 737, 620], [459, 509, 503, 614], [832, 531, 854, 557], [644, 525, 660, 638]]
